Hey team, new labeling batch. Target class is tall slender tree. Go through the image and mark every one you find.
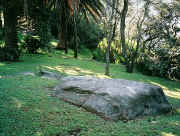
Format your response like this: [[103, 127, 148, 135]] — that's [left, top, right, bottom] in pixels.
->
[[120, 0, 129, 66], [72, 0, 80, 58], [105, 0, 116, 76]]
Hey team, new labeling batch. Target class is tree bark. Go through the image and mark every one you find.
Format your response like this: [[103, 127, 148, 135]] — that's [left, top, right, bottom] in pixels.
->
[[73, 12, 78, 58], [0, 12, 2, 30], [24, 0, 28, 16], [105, 0, 116, 76], [57, 0, 68, 54], [57, 28, 67, 52], [120, 0, 128, 64], [73, 1, 80, 59], [3, 0, 20, 61]]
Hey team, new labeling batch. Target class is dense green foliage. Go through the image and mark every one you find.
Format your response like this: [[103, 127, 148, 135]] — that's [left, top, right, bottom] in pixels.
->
[[22, 34, 41, 54], [77, 18, 104, 50], [138, 2, 180, 80]]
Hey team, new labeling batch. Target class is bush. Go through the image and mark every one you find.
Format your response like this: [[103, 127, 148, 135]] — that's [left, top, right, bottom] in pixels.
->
[[78, 19, 104, 50], [22, 23, 52, 54], [23, 33, 41, 54], [137, 48, 180, 80], [79, 47, 92, 58], [67, 18, 105, 51], [92, 48, 106, 62], [92, 39, 124, 64]]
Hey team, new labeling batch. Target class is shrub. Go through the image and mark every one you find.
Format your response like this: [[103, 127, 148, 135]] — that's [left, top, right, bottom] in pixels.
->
[[92, 48, 106, 62], [23, 33, 41, 54], [137, 47, 180, 80], [68, 18, 105, 51]]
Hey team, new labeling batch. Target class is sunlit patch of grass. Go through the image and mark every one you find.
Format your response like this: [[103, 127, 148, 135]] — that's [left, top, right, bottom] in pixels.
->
[[0, 40, 5, 47], [44, 65, 110, 78], [94, 73, 110, 78], [64, 67, 94, 76], [50, 41, 58, 47], [35, 131, 43, 136], [0, 63, 5, 66], [175, 88, 180, 91], [150, 81, 169, 89], [176, 108, 180, 113], [161, 132, 177, 136], [150, 82, 180, 99], [165, 90, 180, 99], [63, 68, 80, 75]]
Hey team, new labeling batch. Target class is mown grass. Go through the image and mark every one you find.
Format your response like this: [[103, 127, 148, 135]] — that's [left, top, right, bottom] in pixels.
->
[[0, 50, 180, 136]]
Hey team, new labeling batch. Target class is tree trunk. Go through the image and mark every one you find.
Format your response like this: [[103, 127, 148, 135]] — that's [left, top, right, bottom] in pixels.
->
[[57, 0, 68, 54], [73, 27, 78, 59], [74, 39, 78, 58], [3, 0, 20, 61], [57, 24, 68, 54], [73, 8, 79, 58], [105, 41, 111, 76], [24, 0, 28, 16], [0, 13, 2, 37], [57, 28, 67, 51], [24, 0, 29, 31], [105, 0, 116, 76], [120, 0, 128, 64], [126, 1, 150, 73], [0, 16, 2, 30]]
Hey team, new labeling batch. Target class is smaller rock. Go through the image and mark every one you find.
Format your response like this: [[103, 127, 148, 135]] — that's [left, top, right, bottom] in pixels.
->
[[38, 70, 61, 80], [20, 72, 35, 76]]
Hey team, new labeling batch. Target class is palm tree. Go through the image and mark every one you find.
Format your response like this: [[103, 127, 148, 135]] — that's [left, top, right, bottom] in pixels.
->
[[55, 0, 104, 55]]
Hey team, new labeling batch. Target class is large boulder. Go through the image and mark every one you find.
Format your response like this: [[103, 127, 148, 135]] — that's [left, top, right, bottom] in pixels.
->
[[54, 76, 172, 120]]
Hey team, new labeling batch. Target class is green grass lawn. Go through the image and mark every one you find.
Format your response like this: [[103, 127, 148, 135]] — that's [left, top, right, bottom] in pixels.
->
[[0, 50, 180, 136]]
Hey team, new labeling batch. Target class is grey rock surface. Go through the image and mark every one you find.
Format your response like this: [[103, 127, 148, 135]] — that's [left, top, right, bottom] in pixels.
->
[[20, 72, 35, 76], [38, 70, 61, 80], [54, 76, 171, 120]]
